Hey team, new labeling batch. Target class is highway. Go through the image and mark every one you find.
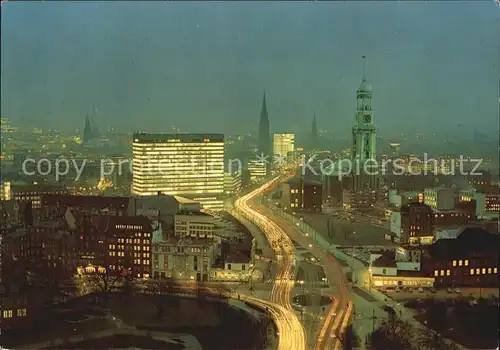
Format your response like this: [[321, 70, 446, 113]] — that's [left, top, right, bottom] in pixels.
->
[[248, 177, 354, 350], [235, 179, 306, 350]]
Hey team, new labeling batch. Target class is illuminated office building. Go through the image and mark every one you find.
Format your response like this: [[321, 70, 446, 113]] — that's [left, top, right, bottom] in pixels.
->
[[132, 133, 225, 211], [273, 133, 295, 159], [247, 160, 267, 183]]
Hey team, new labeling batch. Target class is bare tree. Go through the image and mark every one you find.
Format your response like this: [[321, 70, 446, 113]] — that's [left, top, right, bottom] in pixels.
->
[[88, 269, 122, 295], [342, 324, 360, 350], [369, 315, 414, 350], [149, 279, 169, 319], [418, 329, 461, 350], [253, 315, 272, 350]]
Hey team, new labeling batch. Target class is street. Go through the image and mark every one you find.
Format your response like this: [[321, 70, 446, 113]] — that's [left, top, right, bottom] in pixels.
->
[[235, 178, 306, 350], [251, 182, 354, 350]]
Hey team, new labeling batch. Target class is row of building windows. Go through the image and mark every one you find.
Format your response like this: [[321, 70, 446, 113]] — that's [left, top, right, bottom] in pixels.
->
[[176, 224, 213, 229], [290, 189, 303, 194], [2, 309, 27, 318], [470, 267, 497, 275], [109, 251, 125, 257], [115, 225, 143, 230], [153, 246, 209, 254], [109, 244, 151, 251], [134, 259, 150, 265], [452, 260, 469, 267], [117, 234, 151, 242], [435, 270, 451, 277], [435, 267, 498, 277]]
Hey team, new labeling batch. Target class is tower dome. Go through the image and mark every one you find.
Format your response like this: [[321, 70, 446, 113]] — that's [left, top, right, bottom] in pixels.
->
[[357, 55, 372, 93], [357, 79, 372, 93]]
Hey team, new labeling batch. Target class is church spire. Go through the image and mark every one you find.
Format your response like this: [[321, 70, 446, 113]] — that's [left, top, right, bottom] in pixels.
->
[[83, 114, 92, 144], [362, 55, 367, 82], [260, 90, 268, 122], [311, 111, 318, 149], [258, 90, 271, 173]]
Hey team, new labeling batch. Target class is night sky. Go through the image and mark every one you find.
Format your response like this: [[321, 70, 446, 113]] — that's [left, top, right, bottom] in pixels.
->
[[1, 2, 498, 136]]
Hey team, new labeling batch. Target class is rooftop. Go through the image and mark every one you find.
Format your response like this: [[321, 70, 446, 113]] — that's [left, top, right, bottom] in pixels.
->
[[42, 194, 129, 209], [133, 133, 224, 143], [372, 251, 397, 268], [69, 211, 152, 233], [226, 250, 251, 264], [173, 196, 199, 204], [428, 227, 499, 260], [153, 235, 213, 246], [12, 184, 69, 193], [286, 176, 323, 186], [176, 210, 212, 217]]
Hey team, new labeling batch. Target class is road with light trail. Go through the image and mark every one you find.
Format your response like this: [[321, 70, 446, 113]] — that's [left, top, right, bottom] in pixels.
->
[[235, 178, 306, 350], [248, 176, 354, 350]]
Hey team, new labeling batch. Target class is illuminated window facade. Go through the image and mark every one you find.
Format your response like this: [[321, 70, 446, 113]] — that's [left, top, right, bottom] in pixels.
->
[[247, 160, 267, 183], [152, 241, 214, 282], [424, 187, 454, 211], [174, 213, 215, 239], [273, 133, 295, 159], [77, 217, 152, 279], [400, 203, 434, 245], [132, 134, 225, 207]]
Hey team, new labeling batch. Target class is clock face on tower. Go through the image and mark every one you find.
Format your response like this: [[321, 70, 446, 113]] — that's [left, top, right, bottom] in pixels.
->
[[364, 115, 371, 123]]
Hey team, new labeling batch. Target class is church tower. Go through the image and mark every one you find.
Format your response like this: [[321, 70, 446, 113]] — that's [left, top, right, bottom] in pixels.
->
[[82, 114, 93, 144], [351, 56, 376, 161], [346, 56, 379, 211], [311, 112, 318, 150], [258, 91, 271, 174]]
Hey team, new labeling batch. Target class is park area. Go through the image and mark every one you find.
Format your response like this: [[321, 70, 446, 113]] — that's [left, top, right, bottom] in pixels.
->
[[2, 292, 270, 350], [406, 296, 499, 349]]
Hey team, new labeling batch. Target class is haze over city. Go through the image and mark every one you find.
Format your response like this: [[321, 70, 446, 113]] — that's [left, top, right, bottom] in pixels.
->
[[1, 2, 498, 136], [0, 2, 499, 350]]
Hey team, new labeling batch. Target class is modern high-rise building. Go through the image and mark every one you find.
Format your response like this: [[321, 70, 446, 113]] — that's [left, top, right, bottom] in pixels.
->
[[247, 160, 267, 183], [273, 133, 295, 159], [132, 133, 225, 210]]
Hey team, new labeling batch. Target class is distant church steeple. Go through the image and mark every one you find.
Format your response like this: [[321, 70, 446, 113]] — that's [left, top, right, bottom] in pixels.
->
[[83, 114, 93, 144], [311, 112, 318, 149], [91, 104, 100, 138], [258, 91, 271, 161]]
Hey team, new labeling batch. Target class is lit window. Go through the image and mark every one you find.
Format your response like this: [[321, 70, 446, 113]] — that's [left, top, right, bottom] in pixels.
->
[[488, 268, 492, 274], [17, 309, 27, 317], [446, 270, 450, 276], [440, 270, 444, 276], [3, 310, 13, 318], [494, 268, 497, 274], [458, 260, 463, 266], [464, 260, 469, 266], [452, 260, 457, 267], [433, 270, 438, 277], [476, 268, 480, 274], [481, 268, 486, 274], [470, 268, 474, 275]]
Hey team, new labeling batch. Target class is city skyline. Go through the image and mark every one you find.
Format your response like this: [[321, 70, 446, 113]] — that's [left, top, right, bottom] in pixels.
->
[[1, 2, 498, 136]]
